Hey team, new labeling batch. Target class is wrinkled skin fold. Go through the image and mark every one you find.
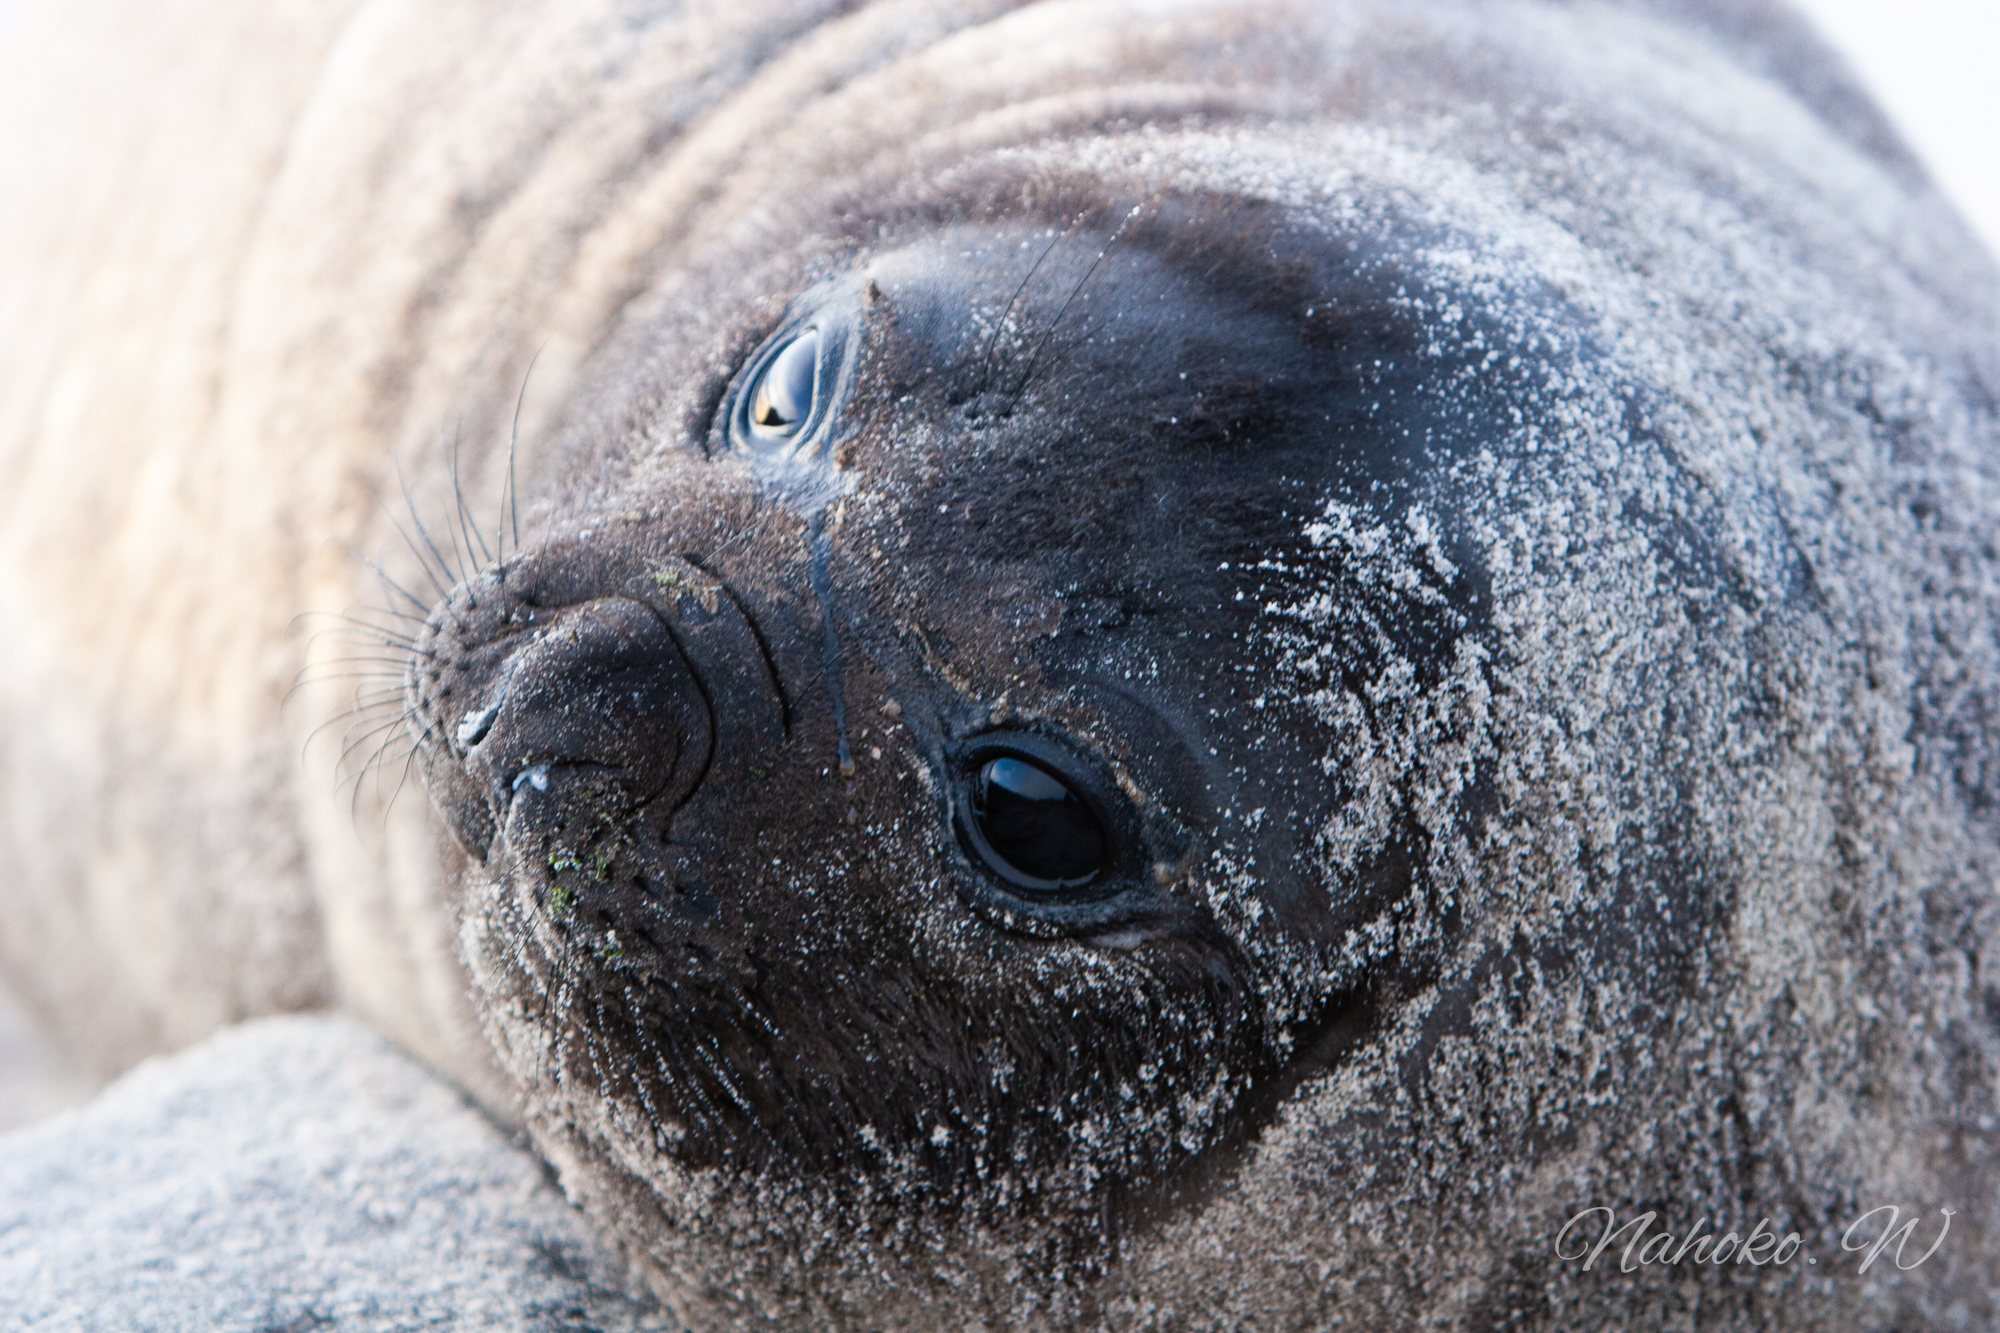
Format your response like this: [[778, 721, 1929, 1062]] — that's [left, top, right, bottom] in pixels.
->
[[0, 1, 1996, 1329]]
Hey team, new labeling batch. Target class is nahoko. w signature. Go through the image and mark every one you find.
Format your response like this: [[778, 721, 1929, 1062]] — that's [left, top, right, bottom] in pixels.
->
[[1555, 1205, 1955, 1275]]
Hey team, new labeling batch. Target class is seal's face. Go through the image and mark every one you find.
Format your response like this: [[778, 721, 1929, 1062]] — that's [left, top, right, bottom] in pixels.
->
[[408, 213, 1505, 1250]]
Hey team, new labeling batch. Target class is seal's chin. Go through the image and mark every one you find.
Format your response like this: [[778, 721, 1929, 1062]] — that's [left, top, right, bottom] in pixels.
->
[[498, 855, 1272, 1194]]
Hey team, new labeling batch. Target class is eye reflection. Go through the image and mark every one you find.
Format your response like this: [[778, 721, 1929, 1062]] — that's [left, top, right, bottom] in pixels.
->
[[748, 330, 819, 437], [971, 756, 1109, 890]]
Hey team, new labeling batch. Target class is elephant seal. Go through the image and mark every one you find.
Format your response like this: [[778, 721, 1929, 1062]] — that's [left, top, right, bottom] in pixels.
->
[[1, 1, 1996, 1330]]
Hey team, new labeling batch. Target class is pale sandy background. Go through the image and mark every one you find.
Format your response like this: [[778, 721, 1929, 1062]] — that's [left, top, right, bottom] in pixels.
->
[[1793, 0, 2000, 252]]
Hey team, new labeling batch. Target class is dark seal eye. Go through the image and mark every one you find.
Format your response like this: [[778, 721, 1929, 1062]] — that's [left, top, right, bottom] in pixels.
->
[[969, 755, 1109, 891], [748, 329, 819, 437]]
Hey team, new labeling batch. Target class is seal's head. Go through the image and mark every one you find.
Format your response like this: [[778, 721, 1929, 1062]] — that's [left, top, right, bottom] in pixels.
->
[[408, 204, 1512, 1317], [398, 4, 2000, 1329]]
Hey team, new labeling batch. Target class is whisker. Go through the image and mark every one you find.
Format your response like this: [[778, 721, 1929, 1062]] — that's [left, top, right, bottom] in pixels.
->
[[315, 623, 421, 651], [504, 342, 548, 565], [311, 657, 419, 683], [341, 543, 436, 619], [347, 604, 424, 625], [341, 684, 405, 709], [298, 651, 421, 669], [299, 692, 408, 758], [442, 424, 477, 583], [283, 672, 406, 711], [709, 506, 773, 559], [362, 713, 430, 799], [301, 708, 364, 757], [396, 455, 474, 608], [299, 610, 424, 645], [719, 1006, 811, 1156], [979, 223, 1071, 391], [291, 608, 423, 643], [451, 424, 494, 568], [382, 730, 431, 816], [335, 711, 417, 772], [349, 722, 423, 818], [382, 506, 454, 601], [1008, 201, 1145, 410], [443, 425, 475, 584], [622, 1006, 678, 1137], [302, 628, 422, 656]]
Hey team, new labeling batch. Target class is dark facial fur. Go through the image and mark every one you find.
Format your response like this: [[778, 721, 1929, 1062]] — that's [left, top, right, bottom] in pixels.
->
[[405, 195, 1760, 1322], [410, 214, 1432, 1193]]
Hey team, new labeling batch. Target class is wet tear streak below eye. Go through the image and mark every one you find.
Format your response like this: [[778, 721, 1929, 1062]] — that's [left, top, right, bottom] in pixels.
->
[[805, 513, 854, 777]]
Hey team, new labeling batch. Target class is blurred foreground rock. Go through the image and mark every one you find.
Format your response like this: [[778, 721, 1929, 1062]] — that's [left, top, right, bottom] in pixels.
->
[[0, 1015, 670, 1331]]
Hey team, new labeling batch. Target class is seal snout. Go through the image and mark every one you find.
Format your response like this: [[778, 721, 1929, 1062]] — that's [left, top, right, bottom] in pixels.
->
[[470, 596, 709, 800], [411, 580, 714, 860]]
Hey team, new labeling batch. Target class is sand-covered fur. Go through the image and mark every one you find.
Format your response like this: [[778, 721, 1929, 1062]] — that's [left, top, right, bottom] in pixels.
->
[[0, 2, 1995, 1329]]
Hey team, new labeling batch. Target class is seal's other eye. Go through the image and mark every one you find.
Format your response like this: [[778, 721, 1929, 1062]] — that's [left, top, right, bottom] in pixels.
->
[[748, 329, 818, 437], [970, 756, 1109, 891]]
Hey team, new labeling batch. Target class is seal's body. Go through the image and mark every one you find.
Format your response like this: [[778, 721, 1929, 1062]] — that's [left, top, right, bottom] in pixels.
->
[[2, 2, 1996, 1329]]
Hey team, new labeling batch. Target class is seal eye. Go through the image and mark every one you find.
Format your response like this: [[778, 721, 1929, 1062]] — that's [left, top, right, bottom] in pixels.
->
[[969, 756, 1109, 891], [748, 329, 819, 437]]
